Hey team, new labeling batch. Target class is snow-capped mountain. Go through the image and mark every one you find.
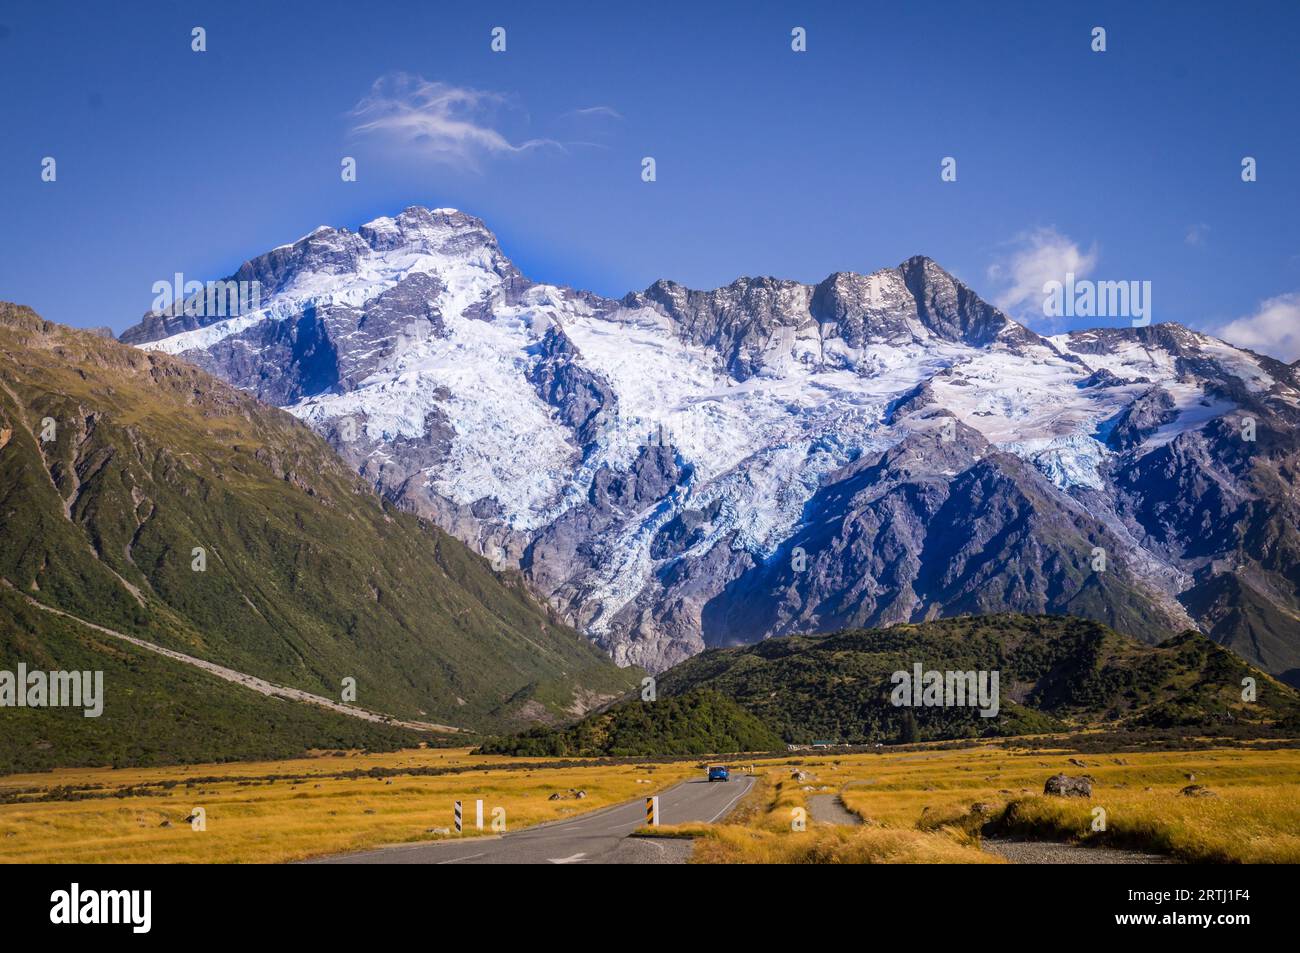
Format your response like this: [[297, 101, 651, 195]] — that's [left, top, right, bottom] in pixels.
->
[[120, 207, 1300, 681]]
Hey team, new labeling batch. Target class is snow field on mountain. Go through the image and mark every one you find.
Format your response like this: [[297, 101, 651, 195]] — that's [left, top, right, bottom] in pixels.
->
[[128, 207, 1300, 671]]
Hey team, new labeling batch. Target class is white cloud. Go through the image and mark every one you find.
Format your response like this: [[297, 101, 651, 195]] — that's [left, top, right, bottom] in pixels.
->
[[1184, 223, 1211, 246], [348, 73, 560, 170], [987, 227, 1098, 320], [564, 105, 623, 120], [1218, 292, 1300, 362], [553, 105, 625, 150]]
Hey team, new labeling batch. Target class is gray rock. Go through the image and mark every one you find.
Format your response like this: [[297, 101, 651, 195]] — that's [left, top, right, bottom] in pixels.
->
[[1044, 774, 1093, 798]]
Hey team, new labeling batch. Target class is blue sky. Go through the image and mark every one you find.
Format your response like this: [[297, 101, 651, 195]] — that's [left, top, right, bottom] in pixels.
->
[[1, 0, 1298, 356]]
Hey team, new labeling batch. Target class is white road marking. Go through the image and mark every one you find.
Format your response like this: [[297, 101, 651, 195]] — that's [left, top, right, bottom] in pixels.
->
[[314, 778, 755, 864], [608, 821, 644, 832], [705, 778, 755, 823], [437, 851, 486, 864]]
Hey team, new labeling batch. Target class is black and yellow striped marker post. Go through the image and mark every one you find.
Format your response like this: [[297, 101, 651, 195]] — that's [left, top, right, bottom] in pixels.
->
[[645, 796, 659, 826], [454, 800, 463, 833]]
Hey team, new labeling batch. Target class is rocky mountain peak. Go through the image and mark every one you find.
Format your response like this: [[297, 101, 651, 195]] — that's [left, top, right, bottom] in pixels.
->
[[113, 207, 1300, 681], [358, 206, 501, 255], [628, 254, 1040, 375]]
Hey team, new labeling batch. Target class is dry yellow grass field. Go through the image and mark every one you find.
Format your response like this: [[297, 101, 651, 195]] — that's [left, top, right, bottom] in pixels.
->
[[0, 747, 700, 863], [3, 740, 1297, 863], [661, 742, 1300, 864]]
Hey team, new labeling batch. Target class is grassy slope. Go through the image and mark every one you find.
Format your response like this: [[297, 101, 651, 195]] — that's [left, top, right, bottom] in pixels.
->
[[0, 587, 426, 773], [0, 304, 636, 770]]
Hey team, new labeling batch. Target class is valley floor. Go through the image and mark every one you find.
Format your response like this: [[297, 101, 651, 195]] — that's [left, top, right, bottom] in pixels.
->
[[676, 741, 1300, 864], [1, 739, 1297, 864]]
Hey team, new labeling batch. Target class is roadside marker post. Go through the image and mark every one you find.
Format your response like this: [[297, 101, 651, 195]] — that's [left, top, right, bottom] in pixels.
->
[[476, 799, 484, 830], [646, 796, 659, 826], [454, 800, 462, 833]]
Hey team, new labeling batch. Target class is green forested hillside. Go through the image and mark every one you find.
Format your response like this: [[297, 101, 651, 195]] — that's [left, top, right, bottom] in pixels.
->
[[476, 689, 783, 757], [482, 614, 1300, 755], [659, 615, 1300, 744]]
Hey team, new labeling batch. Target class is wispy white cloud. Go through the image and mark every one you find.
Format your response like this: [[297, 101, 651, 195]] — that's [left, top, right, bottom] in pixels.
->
[[564, 105, 623, 120], [348, 73, 560, 170], [986, 227, 1099, 320], [1218, 292, 1300, 362], [1184, 223, 1211, 246], [553, 105, 625, 150]]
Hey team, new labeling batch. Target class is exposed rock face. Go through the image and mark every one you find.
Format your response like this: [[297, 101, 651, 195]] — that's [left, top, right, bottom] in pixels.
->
[[120, 207, 1300, 679], [626, 276, 814, 381], [527, 325, 616, 445], [1107, 387, 1178, 450]]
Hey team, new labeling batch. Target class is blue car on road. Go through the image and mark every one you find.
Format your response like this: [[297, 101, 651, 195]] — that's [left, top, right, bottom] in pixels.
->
[[707, 765, 730, 782]]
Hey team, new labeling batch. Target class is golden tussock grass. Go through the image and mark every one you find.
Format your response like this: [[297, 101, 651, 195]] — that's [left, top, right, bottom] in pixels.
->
[[997, 786, 1300, 863], [0, 747, 700, 864], [660, 769, 997, 863], [655, 742, 1300, 864], [825, 742, 1300, 864], [3, 740, 1297, 863]]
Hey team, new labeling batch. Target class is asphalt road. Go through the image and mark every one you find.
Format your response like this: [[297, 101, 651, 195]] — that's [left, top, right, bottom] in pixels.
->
[[308, 775, 756, 865], [807, 794, 862, 826]]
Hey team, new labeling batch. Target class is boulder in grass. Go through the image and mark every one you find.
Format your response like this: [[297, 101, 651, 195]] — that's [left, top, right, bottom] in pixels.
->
[[1180, 784, 1216, 798], [1044, 774, 1092, 797]]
